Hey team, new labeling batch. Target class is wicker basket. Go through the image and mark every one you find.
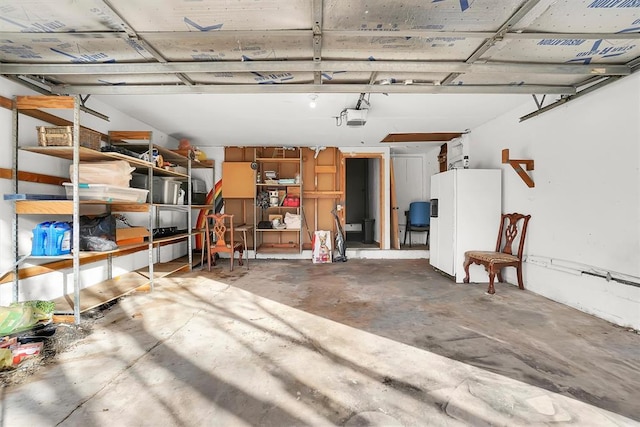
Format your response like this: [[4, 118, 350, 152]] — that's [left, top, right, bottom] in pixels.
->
[[37, 126, 102, 151]]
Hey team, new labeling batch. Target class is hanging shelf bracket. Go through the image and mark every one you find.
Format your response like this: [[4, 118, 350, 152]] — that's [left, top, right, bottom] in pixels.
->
[[502, 149, 534, 188]]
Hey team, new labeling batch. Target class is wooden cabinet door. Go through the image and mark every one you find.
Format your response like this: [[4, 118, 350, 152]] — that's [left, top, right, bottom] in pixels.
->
[[222, 162, 254, 198]]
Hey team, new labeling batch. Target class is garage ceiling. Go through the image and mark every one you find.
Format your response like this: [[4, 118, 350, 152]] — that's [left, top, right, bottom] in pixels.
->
[[1, 0, 639, 147]]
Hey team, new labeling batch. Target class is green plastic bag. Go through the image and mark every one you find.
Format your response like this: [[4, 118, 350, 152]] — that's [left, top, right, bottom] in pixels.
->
[[0, 301, 55, 335]]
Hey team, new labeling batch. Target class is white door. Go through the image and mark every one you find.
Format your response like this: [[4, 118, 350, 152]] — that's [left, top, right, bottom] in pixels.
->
[[392, 156, 424, 244]]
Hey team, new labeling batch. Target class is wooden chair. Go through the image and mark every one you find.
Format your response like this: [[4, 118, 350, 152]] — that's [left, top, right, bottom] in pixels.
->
[[463, 213, 531, 294], [205, 213, 244, 271]]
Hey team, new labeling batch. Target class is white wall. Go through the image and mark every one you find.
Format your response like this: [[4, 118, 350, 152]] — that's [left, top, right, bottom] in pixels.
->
[[0, 78, 183, 305], [470, 75, 640, 329]]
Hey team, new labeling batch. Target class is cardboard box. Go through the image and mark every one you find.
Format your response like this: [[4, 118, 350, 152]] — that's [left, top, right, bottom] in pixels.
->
[[116, 227, 149, 245]]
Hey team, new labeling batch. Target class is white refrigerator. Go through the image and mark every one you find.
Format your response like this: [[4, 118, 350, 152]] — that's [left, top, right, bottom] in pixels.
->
[[430, 169, 502, 283]]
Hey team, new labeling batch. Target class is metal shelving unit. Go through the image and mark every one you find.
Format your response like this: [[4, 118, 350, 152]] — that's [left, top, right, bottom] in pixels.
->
[[9, 97, 201, 323]]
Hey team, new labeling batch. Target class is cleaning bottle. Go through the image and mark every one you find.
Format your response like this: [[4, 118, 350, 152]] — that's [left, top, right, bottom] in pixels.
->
[[45, 222, 72, 256], [31, 221, 53, 256]]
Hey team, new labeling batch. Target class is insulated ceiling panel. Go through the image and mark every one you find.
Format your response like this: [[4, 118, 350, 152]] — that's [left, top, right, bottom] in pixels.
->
[[142, 33, 312, 62], [0, 34, 153, 64], [511, 0, 640, 33], [107, 0, 312, 31], [0, 0, 125, 32], [482, 38, 640, 65], [322, 0, 525, 32], [192, 72, 313, 85], [322, 34, 484, 61]]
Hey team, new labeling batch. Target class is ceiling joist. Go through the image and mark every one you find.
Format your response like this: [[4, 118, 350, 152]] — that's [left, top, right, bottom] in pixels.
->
[[1, 61, 627, 76]]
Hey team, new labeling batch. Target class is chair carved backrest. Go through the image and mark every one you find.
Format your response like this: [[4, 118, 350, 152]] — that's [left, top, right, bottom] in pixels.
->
[[496, 213, 531, 258], [210, 214, 234, 248], [205, 213, 244, 271]]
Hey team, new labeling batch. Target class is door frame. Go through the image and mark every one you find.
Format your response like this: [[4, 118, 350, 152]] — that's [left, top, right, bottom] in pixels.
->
[[340, 152, 385, 249]]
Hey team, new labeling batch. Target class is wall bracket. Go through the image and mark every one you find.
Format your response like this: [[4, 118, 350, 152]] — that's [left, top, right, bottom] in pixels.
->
[[502, 149, 534, 188]]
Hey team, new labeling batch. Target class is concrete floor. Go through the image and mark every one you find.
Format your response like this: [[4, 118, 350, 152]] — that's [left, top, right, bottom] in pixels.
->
[[3, 259, 639, 426]]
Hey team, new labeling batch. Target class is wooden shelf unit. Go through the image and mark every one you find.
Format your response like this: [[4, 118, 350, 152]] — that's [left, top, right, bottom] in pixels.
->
[[53, 259, 190, 314], [254, 147, 303, 255]]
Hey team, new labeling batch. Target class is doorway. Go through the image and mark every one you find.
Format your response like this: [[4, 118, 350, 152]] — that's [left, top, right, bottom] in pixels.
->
[[342, 154, 384, 249]]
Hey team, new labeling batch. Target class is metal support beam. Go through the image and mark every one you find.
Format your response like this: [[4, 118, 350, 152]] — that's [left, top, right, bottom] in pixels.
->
[[51, 83, 576, 95], [520, 77, 622, 121], [312, 0, 323, 61], [312, 0, 324, 84], [6, 29, 639, 42], [532, 94, 546, 110], [2, 61, 628, 76]]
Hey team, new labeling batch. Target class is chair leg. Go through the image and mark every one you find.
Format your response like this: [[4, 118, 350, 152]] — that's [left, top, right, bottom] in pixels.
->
[[238, 247, 244, 266], [206, 235, 212, 272], [403, 225, 408, 246], [496, 269, 504, 283], [516, 263, 525, 290], [463, 255, 471, 284], [487, 270, 496, 294]]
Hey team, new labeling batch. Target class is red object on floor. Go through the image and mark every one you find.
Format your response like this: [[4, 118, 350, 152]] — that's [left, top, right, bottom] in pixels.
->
[[12, 342, 43, 365]]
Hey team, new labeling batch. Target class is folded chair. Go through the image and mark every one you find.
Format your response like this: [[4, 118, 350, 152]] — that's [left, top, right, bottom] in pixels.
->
[[205, 213, 244, 271], [463, 213, 531, 294]]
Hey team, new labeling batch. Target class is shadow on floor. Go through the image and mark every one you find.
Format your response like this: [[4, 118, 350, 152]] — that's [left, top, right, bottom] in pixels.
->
[[200, 258, 640, 422]]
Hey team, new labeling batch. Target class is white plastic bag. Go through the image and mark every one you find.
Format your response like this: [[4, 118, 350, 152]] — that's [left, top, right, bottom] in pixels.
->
[[69, 160, 135, 187], [284, 212, 301, 229]]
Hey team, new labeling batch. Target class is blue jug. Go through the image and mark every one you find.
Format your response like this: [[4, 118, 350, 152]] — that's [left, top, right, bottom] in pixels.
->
[[45, 222, 73, 256], [31, 221, 53, 256]]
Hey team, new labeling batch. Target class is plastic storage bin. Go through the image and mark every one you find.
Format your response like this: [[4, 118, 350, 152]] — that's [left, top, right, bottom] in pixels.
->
[[154, 178, 181, 204], [130, 174, 182, 204], [63, 183, 148, 202], [181, 178, 207, 205]]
